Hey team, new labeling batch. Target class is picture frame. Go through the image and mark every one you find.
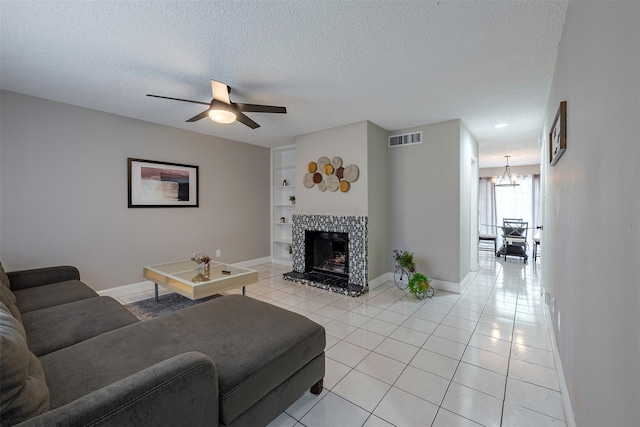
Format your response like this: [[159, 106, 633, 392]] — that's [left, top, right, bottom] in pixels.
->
[[128, 158, 199, 208], [549, 101, 567, 166]]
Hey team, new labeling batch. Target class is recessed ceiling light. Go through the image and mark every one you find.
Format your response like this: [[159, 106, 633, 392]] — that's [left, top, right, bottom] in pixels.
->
[[494, 123, 509, 129]]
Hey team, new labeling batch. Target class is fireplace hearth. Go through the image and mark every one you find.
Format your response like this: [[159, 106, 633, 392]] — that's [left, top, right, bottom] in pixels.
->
[[284, 214, 367, 297]]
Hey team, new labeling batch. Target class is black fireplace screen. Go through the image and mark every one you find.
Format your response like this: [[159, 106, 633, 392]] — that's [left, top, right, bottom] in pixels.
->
[[305, 231, 349, 276]]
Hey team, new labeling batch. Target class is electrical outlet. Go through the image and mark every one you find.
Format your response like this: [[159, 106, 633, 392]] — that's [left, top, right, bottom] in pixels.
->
[[558, 312, 561, 333], [216, 249, 221, 258]]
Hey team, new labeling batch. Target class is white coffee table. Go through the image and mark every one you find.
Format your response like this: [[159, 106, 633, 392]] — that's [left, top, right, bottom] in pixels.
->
[[143, 260, 258, 302]]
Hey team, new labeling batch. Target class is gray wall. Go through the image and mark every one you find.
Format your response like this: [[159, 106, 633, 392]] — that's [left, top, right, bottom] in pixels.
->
[[389, 119, 471, 284], [294, 121, 368, 216], [366, 121, 390, 280], [0, 91, 270, 291], [541, 2, 639, 425]]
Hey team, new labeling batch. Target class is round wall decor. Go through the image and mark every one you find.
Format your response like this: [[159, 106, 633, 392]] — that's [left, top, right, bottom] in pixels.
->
[[302, 155, 358, 193], [325, 175, 339, 191], [303, 173, 315, 188], [317, 156, 330, 170], [343, 164, 359, 182]]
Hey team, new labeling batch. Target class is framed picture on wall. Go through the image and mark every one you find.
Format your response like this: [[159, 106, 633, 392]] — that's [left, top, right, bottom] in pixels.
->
[[549, 101, 567, 166], [128, 158, 199, 208]]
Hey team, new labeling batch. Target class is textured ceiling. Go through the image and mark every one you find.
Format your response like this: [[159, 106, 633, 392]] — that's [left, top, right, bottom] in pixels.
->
[[0, 1, 567, 167]]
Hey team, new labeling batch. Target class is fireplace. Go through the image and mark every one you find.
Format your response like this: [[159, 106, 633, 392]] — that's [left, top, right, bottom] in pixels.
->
[[284, 214, 367, 297], [305, 230, 349, 277]]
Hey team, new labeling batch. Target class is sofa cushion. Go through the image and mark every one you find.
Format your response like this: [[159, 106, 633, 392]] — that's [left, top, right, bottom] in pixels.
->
[[22, 296, 140, 357], [0, 261, 10, 290], [0, 285, 22, 324], [14, 279, 98, 313], [0, 303, 50, 425], [39, 295, 325, 425]]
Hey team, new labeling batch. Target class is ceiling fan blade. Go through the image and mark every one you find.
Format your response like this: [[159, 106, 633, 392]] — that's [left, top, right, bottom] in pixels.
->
[[211, 80, 231, 104], [236, 103, 287, 114], [146, 94, 210, 106], [186, 109, 211, 122], [235, 112, 260, 129]]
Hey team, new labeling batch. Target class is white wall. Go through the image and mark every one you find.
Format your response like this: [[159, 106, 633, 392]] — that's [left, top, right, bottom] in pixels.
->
[[541, 2, 639, 425], [0, 91, 271, 291], [390, 120, 468, 285], [459, 122, 479, 277], [294, 121, 368, 216]]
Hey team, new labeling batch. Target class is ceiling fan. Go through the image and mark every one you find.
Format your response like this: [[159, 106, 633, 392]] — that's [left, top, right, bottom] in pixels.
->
[[147, 80, 287, 129]]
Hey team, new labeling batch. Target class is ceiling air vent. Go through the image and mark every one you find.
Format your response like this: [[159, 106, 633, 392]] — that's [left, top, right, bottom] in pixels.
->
[[388, 131, 422, 148]]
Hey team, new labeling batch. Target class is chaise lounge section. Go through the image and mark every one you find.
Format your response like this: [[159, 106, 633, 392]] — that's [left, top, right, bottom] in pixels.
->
[[0, 263, 325, 426]]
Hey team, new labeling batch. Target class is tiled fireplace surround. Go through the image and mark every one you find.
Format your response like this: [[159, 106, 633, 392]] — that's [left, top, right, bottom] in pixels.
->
[[285, 214, 368, 297]]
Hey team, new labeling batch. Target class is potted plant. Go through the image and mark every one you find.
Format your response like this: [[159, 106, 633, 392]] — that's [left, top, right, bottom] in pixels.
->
[[289, 195, 296, 205], [394, 250, 415, 272], [288, 243, 293, 258], [407, 272, 431, 300]]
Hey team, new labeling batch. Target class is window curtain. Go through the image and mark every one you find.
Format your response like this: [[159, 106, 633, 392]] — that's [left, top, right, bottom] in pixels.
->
[[478, 177, 497, 235], [493, 174, 541, 246], [532, 174, 541, 236]]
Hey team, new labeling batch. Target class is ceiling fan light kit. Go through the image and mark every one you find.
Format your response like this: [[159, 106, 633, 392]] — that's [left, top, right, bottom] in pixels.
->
[[147, 79, 286, 129], [208, 100, 237, 124]]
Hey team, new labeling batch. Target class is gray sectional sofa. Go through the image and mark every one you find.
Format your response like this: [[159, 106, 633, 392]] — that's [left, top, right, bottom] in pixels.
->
[[0, 263, 325, 426]]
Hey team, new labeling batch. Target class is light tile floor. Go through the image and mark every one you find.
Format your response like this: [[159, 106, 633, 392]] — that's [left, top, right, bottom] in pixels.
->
[[116, 252, 567, 427]]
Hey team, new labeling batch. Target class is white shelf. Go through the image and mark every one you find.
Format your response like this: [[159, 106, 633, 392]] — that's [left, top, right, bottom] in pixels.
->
[[273, 239, 292, 244], [271, 145, 296, 263]]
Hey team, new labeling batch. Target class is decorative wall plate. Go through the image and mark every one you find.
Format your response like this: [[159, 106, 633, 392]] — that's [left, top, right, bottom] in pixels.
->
[[343, 164, 359, 182], [335, 166, 344, 180], [317, 181, 327, 191], [339, 180, 350, 192], [308, 162, 317, 173], [331, 157, 343, 168], [324, 164, 334, 175], [317, 156, 330, 170], [326, 175, 339, 191], [313, 172, 323, 183], [303, 173, 315, 188]]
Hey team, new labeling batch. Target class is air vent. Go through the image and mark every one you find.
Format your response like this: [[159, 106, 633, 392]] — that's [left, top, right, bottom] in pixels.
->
[[388, 131, 422, 148]]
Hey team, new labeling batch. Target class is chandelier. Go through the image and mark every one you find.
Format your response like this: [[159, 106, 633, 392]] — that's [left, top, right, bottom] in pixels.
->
[[494, 156, 520, 187]]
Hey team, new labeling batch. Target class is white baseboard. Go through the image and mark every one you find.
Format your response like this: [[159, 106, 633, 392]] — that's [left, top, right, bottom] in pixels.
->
[[98, 280, 155, 298], [544, 294, 576, 427], [232, 256, 272, 268], [368, 272, 392, 291], [430, 271, 476, 294]]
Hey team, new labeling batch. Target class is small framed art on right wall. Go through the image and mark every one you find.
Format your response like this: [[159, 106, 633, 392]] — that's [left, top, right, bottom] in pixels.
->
[[549, 101, 567, 166]]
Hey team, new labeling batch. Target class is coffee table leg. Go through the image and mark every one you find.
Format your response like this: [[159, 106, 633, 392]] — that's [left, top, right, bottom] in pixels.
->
[[242, 286, 246, 296], [155, 283, 159, 302]]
